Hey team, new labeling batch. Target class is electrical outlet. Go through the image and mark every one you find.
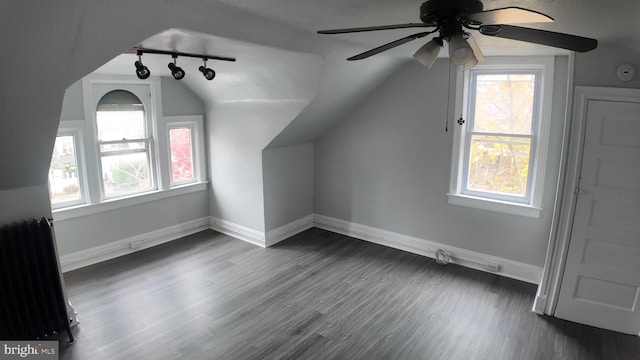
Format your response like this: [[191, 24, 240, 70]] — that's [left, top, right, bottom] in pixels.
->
[[485, 262, 500, 272], [129, 240, 143, 250]]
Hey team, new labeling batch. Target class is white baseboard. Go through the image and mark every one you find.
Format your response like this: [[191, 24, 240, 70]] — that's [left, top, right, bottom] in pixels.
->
[[59, 213, 543, 285], [209, 216, 266, 247], [60, 217, 210, 272], [313, 214, 543, 284], [265, 215, 315, 247]]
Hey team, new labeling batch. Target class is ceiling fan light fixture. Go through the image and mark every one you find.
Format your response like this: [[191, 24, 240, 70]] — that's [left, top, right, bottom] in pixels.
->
[[413, 37, 443, 69], [457, 54, 478, 71], [448, 34, 475, 67]]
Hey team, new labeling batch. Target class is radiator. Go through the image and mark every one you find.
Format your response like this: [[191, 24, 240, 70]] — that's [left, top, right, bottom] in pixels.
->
[[0, 218, 74, 343]]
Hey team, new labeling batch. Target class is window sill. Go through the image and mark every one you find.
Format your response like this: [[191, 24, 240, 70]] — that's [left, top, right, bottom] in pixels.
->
[[52, 182, 208, 222], [447, 193, 542, 218]]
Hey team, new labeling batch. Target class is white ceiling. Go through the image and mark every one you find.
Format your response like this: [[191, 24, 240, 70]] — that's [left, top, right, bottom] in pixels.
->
[[95, 0, 640, 76], [206, 0, 638, 55]]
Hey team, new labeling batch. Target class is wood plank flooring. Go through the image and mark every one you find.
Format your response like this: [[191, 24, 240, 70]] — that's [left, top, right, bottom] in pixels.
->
[[57, 228, 640, 360]]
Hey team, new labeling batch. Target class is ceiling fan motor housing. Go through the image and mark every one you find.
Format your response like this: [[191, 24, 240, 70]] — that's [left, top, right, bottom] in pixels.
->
[[420, 0, 484, 25]]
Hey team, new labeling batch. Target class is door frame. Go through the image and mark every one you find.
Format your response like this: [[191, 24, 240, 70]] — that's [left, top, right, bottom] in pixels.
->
[[534, 85, 640, 318]]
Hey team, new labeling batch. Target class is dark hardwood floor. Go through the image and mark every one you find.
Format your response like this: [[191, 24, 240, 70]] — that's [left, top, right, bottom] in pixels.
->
[[57, 228, 640, 360]]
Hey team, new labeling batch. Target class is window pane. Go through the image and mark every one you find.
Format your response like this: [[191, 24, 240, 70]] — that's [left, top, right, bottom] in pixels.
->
[[49, 135, 81, 205], [101, 152, 152, 197], [473, 74, 535, 135], [466, 135, 531, 197], [169, 127, 194, 183], [96, 110, 145, 141]]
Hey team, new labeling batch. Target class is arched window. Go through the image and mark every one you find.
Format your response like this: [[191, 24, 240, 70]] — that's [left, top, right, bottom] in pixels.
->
[[96, 90, 154, 198]]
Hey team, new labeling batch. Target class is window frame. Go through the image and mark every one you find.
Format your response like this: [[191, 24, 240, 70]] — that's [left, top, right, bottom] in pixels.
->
[[448, 57, 555, 218], [92, 84, 158, 200]]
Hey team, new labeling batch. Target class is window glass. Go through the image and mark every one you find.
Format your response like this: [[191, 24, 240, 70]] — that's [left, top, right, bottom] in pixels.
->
[[467, 135, 532, 196], [169, 127, 194, 184], [101, 152, 152, 196], [96, 110, 146, 141], [472, 74, 535, 135], [462, 70, 539, 201], [49, 135, 82, 206], [96, 90, 145, 141]]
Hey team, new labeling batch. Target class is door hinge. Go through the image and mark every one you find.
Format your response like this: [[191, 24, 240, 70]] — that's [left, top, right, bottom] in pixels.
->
[[575, 177, 583, 195]]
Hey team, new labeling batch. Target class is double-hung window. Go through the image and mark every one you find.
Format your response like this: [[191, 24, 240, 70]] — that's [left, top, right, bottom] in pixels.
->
[[96, 89, 155, 198], [448, 57, 554, 218]]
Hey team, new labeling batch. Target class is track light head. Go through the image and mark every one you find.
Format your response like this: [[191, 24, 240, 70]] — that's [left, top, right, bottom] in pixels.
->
[[199, 65, 216, 81], [168, 56, 185, 80], [134, 60, 150, 79]]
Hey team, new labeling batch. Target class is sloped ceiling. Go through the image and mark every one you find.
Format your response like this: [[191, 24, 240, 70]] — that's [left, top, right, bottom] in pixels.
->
[[91, 0, 640, 148]]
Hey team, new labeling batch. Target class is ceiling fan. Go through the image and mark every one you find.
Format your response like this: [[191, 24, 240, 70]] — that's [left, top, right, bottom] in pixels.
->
[[318, 0, 597, 70]]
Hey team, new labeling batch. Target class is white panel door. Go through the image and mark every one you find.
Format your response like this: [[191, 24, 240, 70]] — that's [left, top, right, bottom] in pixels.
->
[[555, 100, 640, 335]]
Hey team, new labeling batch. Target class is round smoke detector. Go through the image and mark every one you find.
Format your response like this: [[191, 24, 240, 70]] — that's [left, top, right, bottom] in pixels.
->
[[617, 64, 636, 82]]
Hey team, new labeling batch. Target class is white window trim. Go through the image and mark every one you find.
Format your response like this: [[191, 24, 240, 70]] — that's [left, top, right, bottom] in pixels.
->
[[51, 75, 208, 221], [448, 57, 555, 218]]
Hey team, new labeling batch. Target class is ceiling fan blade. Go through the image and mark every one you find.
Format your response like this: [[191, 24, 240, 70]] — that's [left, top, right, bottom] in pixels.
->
[[347, 31, 434, 61], [479, 25, 597, 52], [318, 23, 433, 35], [466, 7, 553, 25]]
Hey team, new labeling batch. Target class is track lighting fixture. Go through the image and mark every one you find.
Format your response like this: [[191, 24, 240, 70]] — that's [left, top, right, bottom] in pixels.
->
[[168, 55, 185, 80], [127, 48, 236, 81], [134, 52, 151, 79], [199, 59, 216, 81]]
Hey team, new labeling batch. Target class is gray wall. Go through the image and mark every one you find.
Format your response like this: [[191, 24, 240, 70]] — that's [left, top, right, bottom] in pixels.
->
[[574, 44, 640, 88], [60, 80, 85, 120], [205, 52, 323, 232], [53, 75, 208, 256], [59, 78, 205, 121], [0, 185, 52, 224], [55, 191, 208, 254], [314, 57, 569, 267], [263, 143, 314, 231], [161, 78, 206, 116]]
